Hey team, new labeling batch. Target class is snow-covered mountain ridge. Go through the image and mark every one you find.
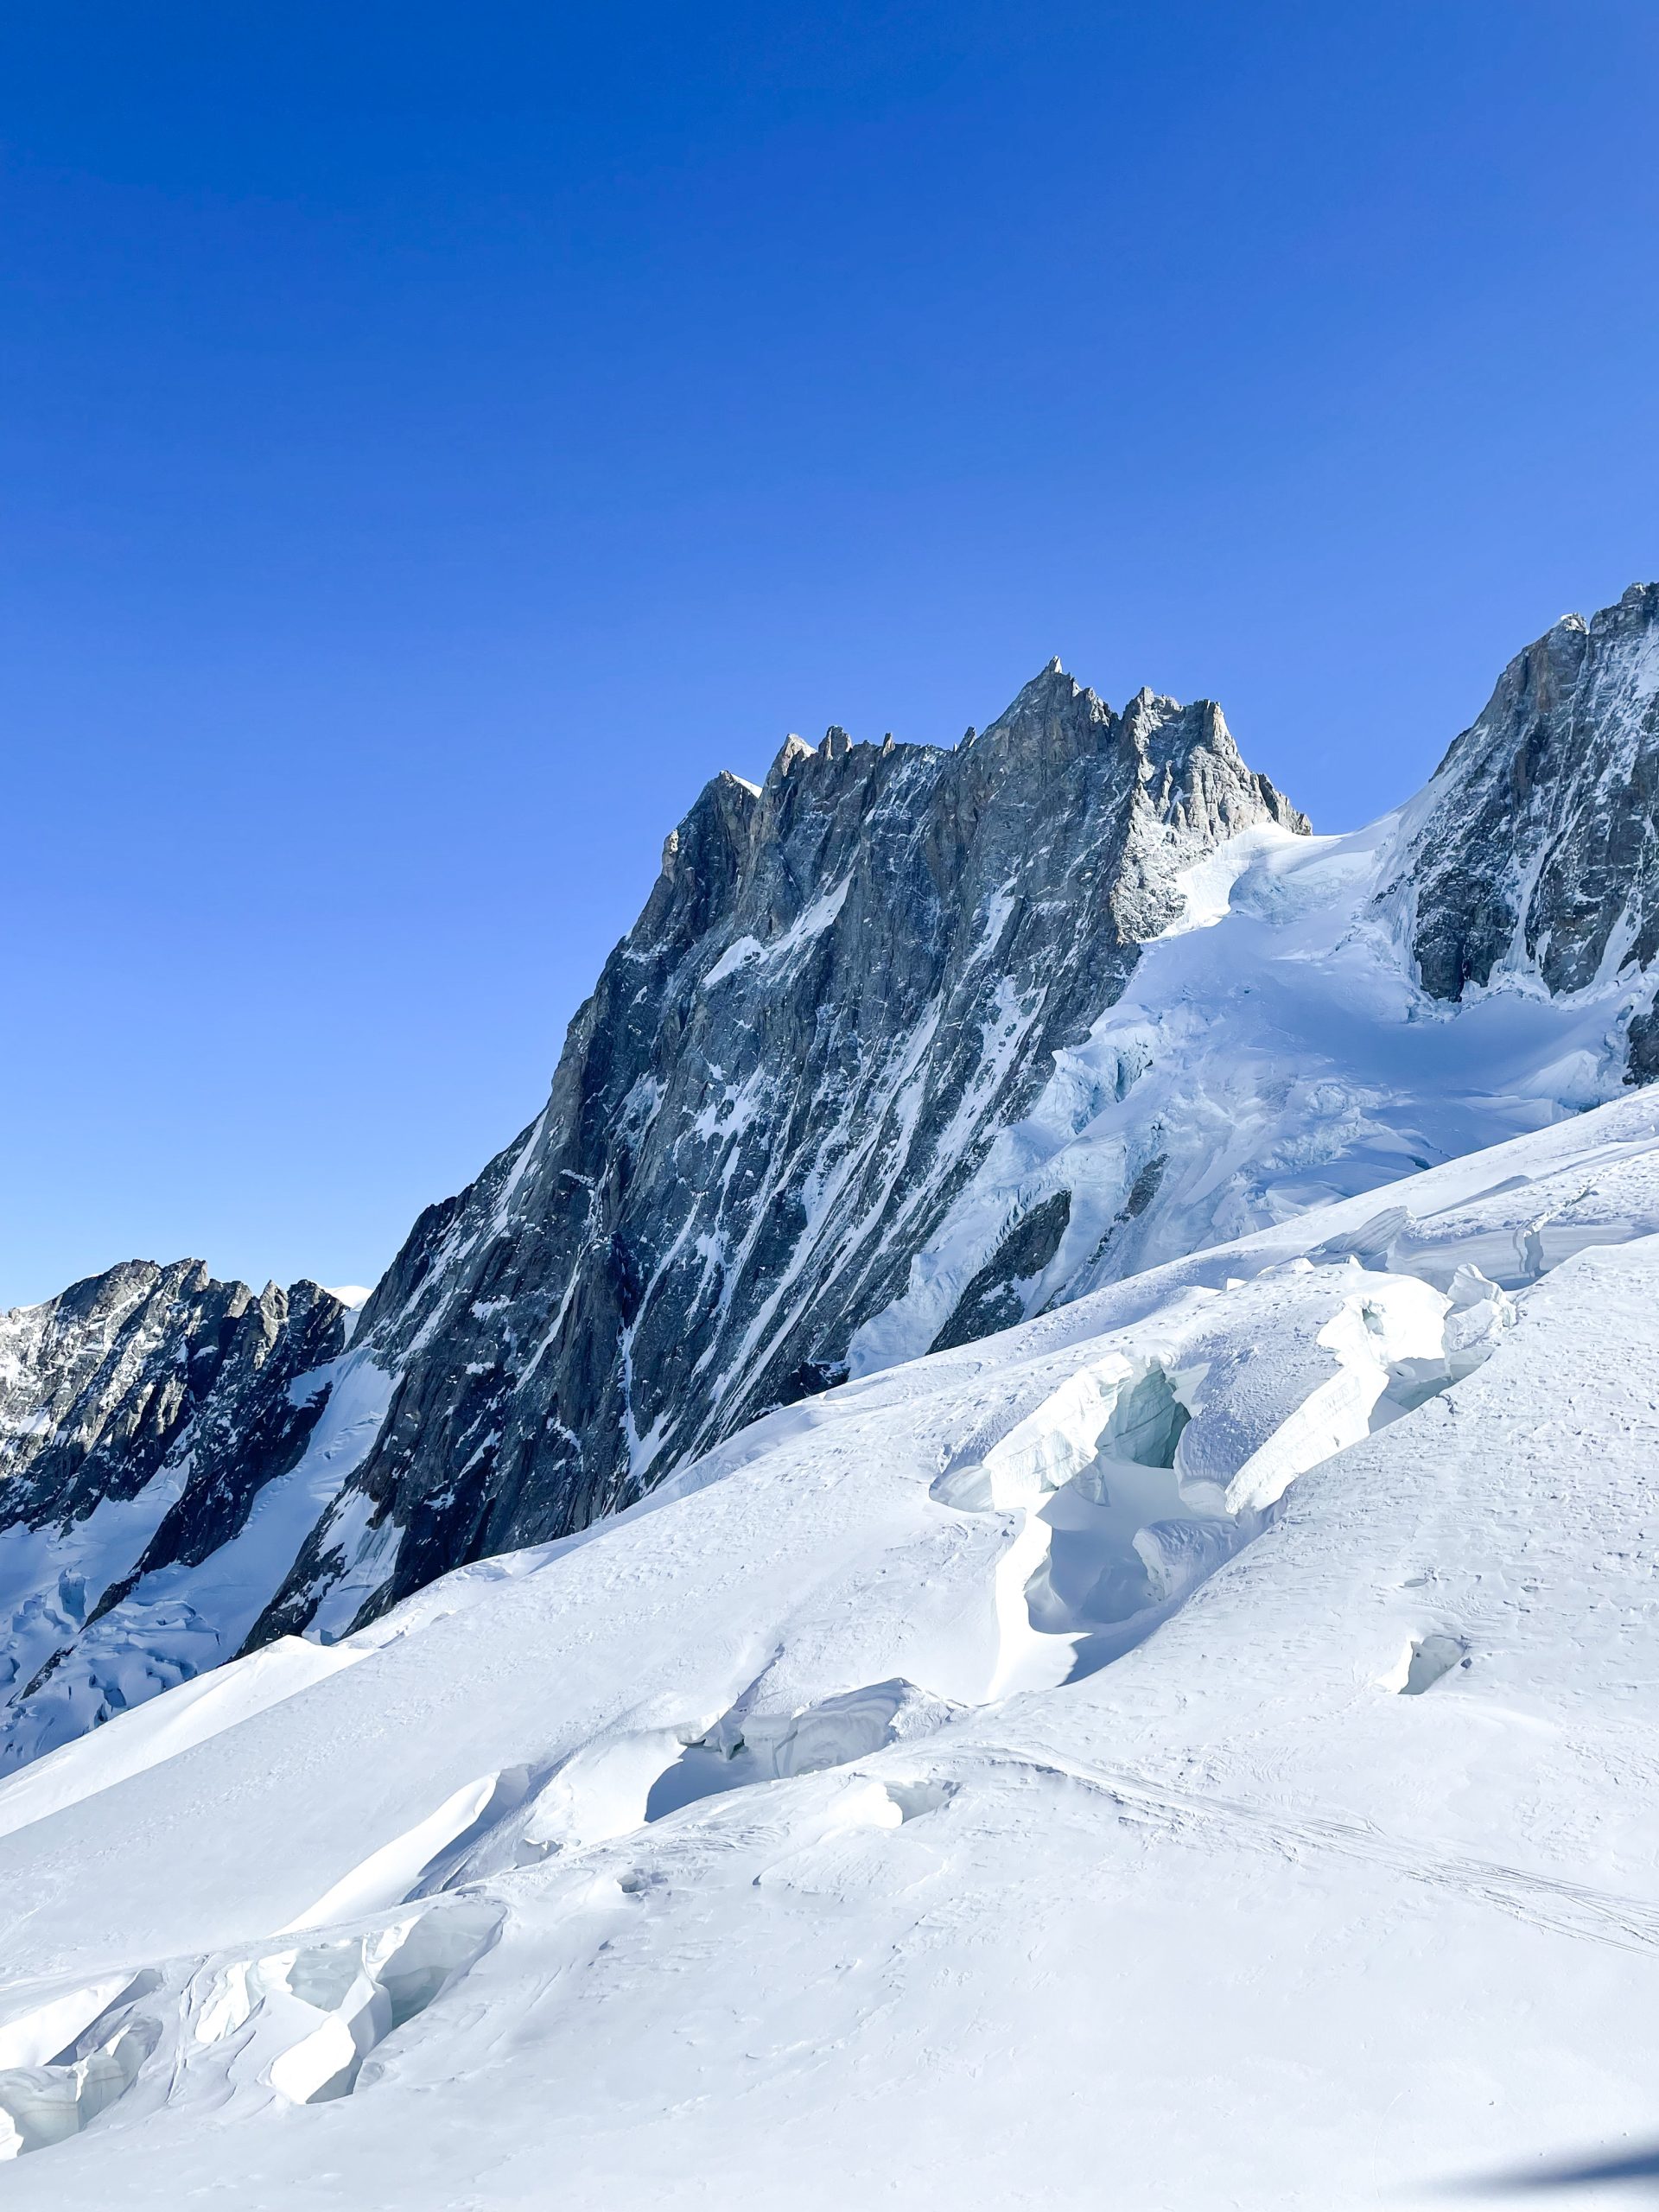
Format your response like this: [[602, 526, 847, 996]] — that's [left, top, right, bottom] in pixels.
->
[[0, 1267, 356, 1763], [5, 1087, 1659, 2203], [4, 582, 1658, 1780]]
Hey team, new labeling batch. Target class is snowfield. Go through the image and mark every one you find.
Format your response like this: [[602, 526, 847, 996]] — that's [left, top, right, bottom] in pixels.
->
[[4, 1092, 1659, 2204], [850, 805, 1649, 1375]]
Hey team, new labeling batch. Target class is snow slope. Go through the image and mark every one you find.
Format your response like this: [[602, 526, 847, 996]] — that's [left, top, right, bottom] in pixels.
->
[[3, 1091, 1659, 2205], [850, 808, 1648, 1371], [857, 582, 1659, 1364]]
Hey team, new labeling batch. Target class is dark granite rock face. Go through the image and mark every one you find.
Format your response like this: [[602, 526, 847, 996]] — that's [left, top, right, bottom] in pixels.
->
[[926, 1189, 1074, 1355], [256, 666, 1306, 1627], [0, 1262, 347, 1542], [1388, 584, 1659, 1005]]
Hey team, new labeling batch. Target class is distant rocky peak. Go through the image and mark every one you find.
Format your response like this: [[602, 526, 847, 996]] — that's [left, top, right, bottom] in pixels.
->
[[765, 730, 818, 784], [1387, 582, 1659, 1004], [253, 650, 1307, 1642], [975, 658, 1110, 763], [645, 662, 1308, 1014]]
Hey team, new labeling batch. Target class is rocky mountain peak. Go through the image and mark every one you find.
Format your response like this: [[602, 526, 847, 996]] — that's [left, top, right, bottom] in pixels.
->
[[976, 658, 1108, 761], [765, 731, 817, 785], [219, 655, 1305, 1643], [0, 1260, 352, 1764], [1388, 581, 1659, 1002]]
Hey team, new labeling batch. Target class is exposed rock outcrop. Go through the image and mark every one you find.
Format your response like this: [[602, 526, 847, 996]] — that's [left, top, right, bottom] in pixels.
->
[[1386, 582, 1659, 1002], [0, 1264, 349, 1763], [264, 666, 1305, 1626]]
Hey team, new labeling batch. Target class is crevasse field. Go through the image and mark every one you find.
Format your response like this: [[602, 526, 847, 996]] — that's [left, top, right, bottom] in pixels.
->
[[4, 1078, 1659, 2207]]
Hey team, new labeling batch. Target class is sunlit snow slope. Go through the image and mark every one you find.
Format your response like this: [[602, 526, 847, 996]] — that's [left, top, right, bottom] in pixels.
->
[[849, 803, 1648, 1370], [5, 1092, 1659, 2207]]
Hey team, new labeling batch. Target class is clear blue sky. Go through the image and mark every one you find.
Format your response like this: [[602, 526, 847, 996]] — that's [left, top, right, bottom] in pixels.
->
[[4, 1, 1656, 1309]]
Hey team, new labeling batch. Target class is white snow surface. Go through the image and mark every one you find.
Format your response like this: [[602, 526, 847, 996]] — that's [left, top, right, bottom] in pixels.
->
[[4, 1094, 1659, 2202], [850, 814, 1649, 1372]]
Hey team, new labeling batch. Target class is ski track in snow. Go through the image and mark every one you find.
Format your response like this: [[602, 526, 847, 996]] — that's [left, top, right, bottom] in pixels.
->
[[967, 1742, 1659, 1961]]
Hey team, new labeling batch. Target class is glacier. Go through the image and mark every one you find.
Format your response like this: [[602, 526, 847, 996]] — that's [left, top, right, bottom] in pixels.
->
[[3, 1096, 1659, 2201], [7, 583, 1659, 2204]]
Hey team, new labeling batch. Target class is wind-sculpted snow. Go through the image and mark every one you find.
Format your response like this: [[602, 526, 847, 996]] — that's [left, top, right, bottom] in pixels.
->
[[4, 1098, 1659, 2202]]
